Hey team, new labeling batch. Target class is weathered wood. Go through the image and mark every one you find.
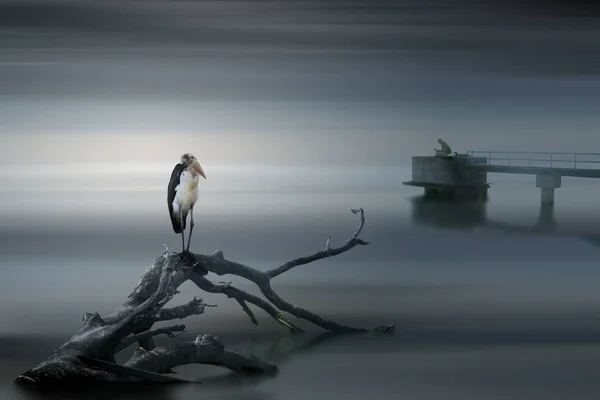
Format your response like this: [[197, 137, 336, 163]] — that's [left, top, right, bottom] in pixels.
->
[[78, 356, 193, 383], [15, 208, 393, 385], [187, 209, 376, 333]]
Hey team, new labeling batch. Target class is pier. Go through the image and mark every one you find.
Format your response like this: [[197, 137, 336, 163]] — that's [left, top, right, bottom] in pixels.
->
[[403, 150, 600, 205]]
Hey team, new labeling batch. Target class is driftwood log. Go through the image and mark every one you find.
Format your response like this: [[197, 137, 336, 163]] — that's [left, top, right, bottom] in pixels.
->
[[15, 208, 394, 384]]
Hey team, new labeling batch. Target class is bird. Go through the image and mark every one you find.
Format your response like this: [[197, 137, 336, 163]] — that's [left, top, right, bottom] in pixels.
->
[[167, 153, 206, 253]]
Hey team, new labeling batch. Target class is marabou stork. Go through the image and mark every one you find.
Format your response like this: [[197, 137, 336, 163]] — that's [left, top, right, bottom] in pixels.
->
[[167, 153, 206, 253]]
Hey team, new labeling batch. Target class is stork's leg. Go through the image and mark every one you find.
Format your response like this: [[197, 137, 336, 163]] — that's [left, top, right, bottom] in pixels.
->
[[180, 207, 186, 253], [186, 207, 195, 252]]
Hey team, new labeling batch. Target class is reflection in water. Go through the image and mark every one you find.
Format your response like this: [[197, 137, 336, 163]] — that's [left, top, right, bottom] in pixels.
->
[[580, 234, 600, 248], [13, 383, 177, 400], [201, 331, 353, 387], [409, 196, 487, 230], [534, 203, 558, 233], [11, 331, 355, 400], [409, 195, 558, 234]]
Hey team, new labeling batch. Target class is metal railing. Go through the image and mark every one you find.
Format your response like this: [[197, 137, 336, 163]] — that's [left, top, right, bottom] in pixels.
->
[[465, 150, 600, 169]]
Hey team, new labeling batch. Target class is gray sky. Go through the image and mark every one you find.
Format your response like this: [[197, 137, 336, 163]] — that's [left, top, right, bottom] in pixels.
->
[[5, 7, 600, 400], [2, 0, 600, 336], [0, 0, 599, 167]]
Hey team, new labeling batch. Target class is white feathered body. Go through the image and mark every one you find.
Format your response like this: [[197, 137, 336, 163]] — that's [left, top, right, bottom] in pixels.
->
[[172, 170, 200, 222]]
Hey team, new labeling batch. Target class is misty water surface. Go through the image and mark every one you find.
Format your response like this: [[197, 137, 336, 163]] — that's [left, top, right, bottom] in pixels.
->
[[2, 1, 600, 398], [3, 166, 600, 399]]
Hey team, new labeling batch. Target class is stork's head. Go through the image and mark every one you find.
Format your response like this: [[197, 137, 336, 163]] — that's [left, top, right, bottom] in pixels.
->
[[181, 153, 206, 179]]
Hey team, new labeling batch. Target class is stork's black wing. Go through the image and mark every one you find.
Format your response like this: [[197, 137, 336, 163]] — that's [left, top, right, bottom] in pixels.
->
[[167, 163, 185, 233]]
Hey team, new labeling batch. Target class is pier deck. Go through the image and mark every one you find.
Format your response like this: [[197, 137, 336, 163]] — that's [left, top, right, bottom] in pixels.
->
[[403, 150, 600, 206]]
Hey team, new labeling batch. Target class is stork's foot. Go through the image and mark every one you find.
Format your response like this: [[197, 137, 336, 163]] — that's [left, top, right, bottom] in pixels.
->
[[173, 250, 194, 266]]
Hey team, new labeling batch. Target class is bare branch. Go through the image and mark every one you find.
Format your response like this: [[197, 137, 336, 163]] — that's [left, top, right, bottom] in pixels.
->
[[349, 208, 367, 241], [192, 251, 268, 283], [78, 356, 192, 383], [189, 257, 366, 332], [235, 299, 259, 325], [259, 282, 365, 333], [154, 297, 214, 322], [16, 206, 391, 385], [110, 255, 176, 340], [189, 273, 281, 324], [125, 334, 278, 376], [265, 208, 369, 279], [114, 325, 186, 353], [187, 208, 378, 333], [128, 252, 169, 300]]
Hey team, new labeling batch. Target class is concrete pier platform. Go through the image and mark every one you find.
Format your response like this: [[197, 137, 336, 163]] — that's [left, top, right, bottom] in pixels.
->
[[403, 181, 489, 201], [403, 155, 489, 201], [405, 150, 600, 208], [536, 174, 561, 206]]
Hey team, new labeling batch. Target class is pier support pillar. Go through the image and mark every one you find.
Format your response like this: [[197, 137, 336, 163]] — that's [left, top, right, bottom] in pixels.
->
[[540, 188, 555, 204], [534, 201, 557, 232], [536, 174, 561, 206]]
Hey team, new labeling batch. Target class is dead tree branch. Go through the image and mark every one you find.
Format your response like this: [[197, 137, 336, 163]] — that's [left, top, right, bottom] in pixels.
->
[[15, 207, 392, 386], [154, 297, 214, 322], [189, 275, 281, 324], [125, 334, 278, 376], [114, 325, 186, 353], [189, 208, 383, 333], [265, 208, 369, 279], [15, 248, 275, 384]]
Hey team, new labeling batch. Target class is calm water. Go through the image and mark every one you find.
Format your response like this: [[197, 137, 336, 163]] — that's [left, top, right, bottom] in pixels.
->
[[2, 169, 600, 399]]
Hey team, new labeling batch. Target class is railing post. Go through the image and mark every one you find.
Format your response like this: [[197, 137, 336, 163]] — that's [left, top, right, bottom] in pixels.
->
[[574, 151, 577, 169], [550, 152, 553, 168], [488, 150, 491, 165], [528, 152, 531, 167], [508, 151, 511, 166]]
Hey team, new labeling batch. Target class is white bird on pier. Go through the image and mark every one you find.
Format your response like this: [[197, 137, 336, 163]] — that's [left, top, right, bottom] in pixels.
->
[[167, 153, 206, 253]]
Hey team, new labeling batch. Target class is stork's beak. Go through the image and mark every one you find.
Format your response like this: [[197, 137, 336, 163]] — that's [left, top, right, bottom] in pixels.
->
[[192, 160, 206, 179]]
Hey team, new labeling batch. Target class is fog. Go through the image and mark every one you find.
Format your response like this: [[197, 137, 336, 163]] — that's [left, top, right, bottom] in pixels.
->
[[2, 0, 600, 399]]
